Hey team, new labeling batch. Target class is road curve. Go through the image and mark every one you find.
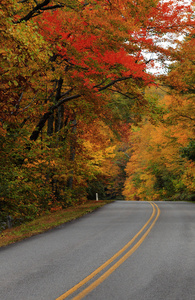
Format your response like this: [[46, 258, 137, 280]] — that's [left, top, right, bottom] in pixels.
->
[[0, 201, 195, 300]]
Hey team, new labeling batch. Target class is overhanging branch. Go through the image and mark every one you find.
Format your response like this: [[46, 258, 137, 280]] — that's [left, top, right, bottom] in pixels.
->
[[30, 90, 80, 141], [16, 0, 64, 23], [30, 75, 142, 141]]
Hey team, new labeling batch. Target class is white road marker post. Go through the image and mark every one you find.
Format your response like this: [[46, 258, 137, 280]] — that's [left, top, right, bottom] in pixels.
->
[[96, 193, 98, 201]]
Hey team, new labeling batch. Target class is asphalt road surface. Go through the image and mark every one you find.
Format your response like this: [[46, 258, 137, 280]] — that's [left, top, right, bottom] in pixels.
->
[[0, 201, 195, 300]]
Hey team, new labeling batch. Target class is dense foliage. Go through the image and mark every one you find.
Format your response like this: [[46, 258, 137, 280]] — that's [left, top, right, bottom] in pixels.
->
[[0, 0, 194, 226], [123, 29, 195, 201]]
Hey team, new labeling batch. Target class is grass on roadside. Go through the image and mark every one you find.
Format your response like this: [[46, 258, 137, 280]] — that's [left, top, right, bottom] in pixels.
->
[[0, 200, 112, 248]]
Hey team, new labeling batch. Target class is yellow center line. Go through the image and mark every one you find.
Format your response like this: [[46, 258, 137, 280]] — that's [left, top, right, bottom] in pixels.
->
[[56, 202, 159, 300], [72, 202, 160, 300]]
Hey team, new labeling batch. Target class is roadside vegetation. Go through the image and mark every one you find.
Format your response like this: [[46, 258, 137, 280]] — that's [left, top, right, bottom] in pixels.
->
[[0, 200, 112, 247]]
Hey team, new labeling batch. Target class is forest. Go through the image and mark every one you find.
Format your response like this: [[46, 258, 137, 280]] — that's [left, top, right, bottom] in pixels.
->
[[0, 0, 195, 226]]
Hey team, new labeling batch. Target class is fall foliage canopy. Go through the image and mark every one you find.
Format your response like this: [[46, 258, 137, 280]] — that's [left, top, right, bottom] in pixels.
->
[[0, 0, 195, 226]]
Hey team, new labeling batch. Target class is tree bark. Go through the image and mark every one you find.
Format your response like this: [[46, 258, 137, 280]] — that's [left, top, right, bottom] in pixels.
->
[[67, 119, 77, 189]]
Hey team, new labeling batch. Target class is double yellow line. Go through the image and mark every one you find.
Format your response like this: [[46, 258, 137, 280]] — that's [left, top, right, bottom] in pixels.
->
[[56, 202, 160, 300]]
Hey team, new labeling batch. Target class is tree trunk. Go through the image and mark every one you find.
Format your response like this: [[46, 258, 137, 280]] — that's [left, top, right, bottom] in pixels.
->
[[47, 113, 54, 136], [67, 119, 77, 189]]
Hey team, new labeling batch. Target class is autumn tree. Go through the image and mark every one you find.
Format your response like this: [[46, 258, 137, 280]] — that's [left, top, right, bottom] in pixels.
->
[[162, 28, 195, 200], [123, 28, 195, 201], [1, 0, 195, 224], [29, 0, 195, 203]]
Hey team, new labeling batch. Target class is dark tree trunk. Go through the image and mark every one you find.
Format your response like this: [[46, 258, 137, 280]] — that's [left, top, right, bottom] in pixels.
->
[[47, 113, 54, 136], [67, 119, 77, 189]]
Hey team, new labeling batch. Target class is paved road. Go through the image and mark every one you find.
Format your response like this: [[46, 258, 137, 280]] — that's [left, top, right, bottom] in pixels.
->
[[0, 201, 195, 300]]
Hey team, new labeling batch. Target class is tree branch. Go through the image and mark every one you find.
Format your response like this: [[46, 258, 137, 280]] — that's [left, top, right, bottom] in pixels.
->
[[177, 114, 195, 121], [107, 88, 138, 100], [30, 89, 81, 141], [16, 0, 64, 23], [98, 76, 133, 92], [30, 75, 142, 141], [40, 4, 64, 11]]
